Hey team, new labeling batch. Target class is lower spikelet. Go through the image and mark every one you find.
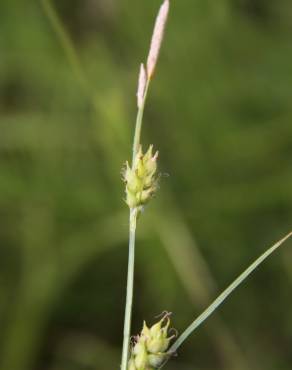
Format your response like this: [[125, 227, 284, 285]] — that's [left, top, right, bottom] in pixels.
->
[[127, 313, 176, 370]]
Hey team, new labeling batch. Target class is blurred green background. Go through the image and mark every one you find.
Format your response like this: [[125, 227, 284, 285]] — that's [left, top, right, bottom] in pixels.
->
[[0, 0, 292, 369]]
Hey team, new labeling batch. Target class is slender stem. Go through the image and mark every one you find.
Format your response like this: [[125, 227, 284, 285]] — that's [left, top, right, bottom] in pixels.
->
[[121, 208, 138, 370], [132, 80, 150, 164], [121, 79, 151, 370], [169, 231, 292, 354]]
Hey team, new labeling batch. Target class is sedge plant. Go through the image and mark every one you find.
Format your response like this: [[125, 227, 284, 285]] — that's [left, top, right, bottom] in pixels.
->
[[121, 1, 291, 369]]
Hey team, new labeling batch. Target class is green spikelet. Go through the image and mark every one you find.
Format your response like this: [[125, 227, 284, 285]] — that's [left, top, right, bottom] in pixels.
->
[[123, 145, 159, 209], [127, 314, 175, 370]]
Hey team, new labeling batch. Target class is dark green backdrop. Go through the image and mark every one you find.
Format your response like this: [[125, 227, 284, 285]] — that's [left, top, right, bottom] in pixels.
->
[[0, 0, 292, 369]]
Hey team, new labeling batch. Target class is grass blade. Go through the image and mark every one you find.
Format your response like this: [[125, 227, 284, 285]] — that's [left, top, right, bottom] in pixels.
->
[[169, 231, 292, 354]]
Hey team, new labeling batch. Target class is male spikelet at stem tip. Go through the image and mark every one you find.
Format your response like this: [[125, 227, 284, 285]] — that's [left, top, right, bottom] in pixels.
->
[[123, 145, 159, 209], [128, 314, 176, 370]]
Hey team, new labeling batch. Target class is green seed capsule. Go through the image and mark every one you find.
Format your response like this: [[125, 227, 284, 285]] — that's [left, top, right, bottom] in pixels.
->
[[122, 145, 159, 209], [128, 358, 137, 370], [134, 339, 148, 369], [148, 353, 167, 368], [128, 314, 175, 369]]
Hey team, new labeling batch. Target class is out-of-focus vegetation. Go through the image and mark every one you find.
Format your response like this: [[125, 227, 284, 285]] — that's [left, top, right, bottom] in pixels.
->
[[0, 0, 292, 369]]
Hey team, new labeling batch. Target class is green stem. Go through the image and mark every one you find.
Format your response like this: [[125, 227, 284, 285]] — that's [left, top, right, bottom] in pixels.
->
[[132, 80, 150, 164], [121, 79, 151, 370], [169, 231, 292, 354], [121, 208, 138, 370]]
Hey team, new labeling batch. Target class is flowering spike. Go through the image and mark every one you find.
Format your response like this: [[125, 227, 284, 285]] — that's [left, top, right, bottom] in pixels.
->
[[122, 145, 159, 209], [127, 315, 175, 369], [147, 0, 170, 79]]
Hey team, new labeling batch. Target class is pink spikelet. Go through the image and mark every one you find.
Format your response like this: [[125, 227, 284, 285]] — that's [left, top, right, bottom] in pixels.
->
[[146, 0, 170, 79], [137, 63, 147, 108]]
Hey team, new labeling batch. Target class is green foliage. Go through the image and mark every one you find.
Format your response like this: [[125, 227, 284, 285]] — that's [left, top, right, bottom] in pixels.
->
[[0, 0, 291, 370]]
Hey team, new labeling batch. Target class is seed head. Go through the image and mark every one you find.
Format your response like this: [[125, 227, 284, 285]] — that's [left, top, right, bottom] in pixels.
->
[[122, 145, 159, 209], [127, 313, 175, 370]]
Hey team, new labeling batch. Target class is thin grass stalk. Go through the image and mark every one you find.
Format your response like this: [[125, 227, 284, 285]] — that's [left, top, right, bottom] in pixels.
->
[[168, 231, 292, 356], [132, 80, 150, 163], [121, 208, 138, 370], [121, 82, 151, 370]]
